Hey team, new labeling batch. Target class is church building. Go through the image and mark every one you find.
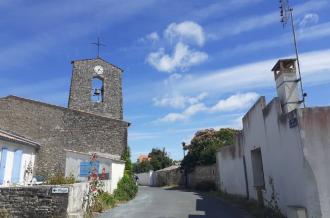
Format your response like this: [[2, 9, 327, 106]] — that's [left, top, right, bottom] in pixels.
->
[[0, 57, 129, 181]]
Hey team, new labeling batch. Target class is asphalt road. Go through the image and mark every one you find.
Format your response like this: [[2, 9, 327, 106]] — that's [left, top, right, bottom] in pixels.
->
[[99, 186, 249, 218]]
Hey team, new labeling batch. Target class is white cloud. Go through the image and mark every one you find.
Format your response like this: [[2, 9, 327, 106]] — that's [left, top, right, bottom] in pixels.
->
[[216, 21, 330, 58], [159, 113, 187, 122], [144, 32, 160, 43], [146, 21, 208, 73], [299, 13, 319, 28], [191, 0, 263, 20], [159, 103, 207, 122], [164, 21, 206, 46], [171, 49, 330, 95], [146, 42, 208, 73], [129, 132, 160, 140], [158, 92, 259, 123], [153, 92, 207, 109], [211, 92, 259, 112], [209, 0, 328, 40], [184, 103, 208, 116]]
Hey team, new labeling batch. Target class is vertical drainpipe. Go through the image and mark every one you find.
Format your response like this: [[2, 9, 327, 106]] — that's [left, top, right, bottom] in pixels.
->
[[243, 155, 249, 200]]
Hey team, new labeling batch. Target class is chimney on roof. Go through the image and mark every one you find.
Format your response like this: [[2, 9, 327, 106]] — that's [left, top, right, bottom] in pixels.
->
[[272, 59, 301, 113]]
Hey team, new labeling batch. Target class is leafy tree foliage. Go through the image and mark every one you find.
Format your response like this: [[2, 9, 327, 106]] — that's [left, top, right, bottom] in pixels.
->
[[133, 148, 173, 173], [181, 128, 236, 172], [133, 160, 153, 173], [149, 148, 173, 171], [121, 145, 133, 175]]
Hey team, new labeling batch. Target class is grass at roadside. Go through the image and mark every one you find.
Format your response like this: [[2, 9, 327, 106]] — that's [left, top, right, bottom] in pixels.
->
[[94, 174, 139, 212], [208, 191, 286, 218]]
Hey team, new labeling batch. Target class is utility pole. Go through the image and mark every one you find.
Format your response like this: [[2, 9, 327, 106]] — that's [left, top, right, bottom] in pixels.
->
[[279, 0, 307, 107], [182, 142, 188, 188]]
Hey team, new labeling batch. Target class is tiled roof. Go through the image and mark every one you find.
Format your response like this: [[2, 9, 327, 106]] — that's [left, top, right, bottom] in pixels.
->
[[156, 165, 180, 172], [0, 129, 41, 148], [0, 95, 130, 126]]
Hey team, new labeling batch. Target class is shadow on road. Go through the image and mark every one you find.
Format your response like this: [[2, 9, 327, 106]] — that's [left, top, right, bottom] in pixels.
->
[[163, 187, 247, 218], [189, 193, 236, 218]]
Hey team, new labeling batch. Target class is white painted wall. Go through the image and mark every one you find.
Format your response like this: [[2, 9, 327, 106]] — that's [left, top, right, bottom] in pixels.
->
[[298, 107, 330, 218], [242, 98, 322, 217], [65, 151, 112, 182], [67, 179, 112, 217], [65, 150, 125, 194], [216, 96, 330, 218], [111, 162, 125, 193], [0, 139, 36, 186], [136, 171, 154, 186], [216, 133, 246, 196]]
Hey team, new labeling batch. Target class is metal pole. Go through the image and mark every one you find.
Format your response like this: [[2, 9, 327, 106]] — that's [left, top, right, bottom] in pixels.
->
[[97, 37, 100, 57], [289, 8, 306, 108]]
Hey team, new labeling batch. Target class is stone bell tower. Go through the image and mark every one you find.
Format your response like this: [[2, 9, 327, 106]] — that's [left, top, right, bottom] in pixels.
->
[[272, 59, 301, 114], [68, 57, 123, 120]]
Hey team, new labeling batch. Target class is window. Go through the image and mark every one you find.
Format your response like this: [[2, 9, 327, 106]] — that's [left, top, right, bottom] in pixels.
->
[[0, 148, 8, 185], [91, 77, 104, 102], [11, 149, 23, 184], [251, 148, 265, 189]]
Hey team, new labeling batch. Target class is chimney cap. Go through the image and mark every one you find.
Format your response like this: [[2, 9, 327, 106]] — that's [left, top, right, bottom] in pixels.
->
[[271, 58, 296, 72]]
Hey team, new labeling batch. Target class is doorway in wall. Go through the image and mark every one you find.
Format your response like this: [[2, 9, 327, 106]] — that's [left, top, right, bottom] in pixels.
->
[[251, 148, 265, 204], [251, 148, 265, 188]]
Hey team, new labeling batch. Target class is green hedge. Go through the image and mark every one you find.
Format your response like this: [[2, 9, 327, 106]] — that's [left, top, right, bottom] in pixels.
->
[[113, 174, 138, 201], [94, 173, 138, 212]]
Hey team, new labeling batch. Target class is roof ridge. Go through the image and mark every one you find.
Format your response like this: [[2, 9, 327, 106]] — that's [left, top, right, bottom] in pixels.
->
[[71, 57, 123, 72], [0, 128, 41, 148], [1, 95, 129, 125]]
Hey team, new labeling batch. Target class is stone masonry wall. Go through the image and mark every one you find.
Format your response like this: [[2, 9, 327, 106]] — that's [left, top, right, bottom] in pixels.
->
[[0, 186, 68, 218], [0, 96, 128, 177], [187, 164, 217, 188], [68, 58, 123, 120], [154, 168, 184, 187]]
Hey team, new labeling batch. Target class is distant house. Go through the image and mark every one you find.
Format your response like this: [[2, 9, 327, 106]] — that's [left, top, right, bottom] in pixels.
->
[[216, 59, 330, 218], [0, 129, 40, 186], [137, 154, 150, 163]]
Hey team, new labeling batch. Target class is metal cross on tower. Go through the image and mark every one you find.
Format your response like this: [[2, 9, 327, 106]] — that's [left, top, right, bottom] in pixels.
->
[[91, 37, 106, 58], [279, 0, 306, 107]]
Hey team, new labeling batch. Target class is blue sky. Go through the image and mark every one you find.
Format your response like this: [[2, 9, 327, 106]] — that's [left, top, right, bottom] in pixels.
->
[[1, 0, 330, 161]]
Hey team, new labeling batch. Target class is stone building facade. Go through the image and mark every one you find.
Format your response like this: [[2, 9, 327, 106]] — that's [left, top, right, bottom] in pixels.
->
[[0, 57, 129, 177], [68, 58, 123, 119]]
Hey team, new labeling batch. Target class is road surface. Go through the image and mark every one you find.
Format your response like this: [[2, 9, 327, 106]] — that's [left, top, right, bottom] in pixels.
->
[[99, 186, 249, 218]]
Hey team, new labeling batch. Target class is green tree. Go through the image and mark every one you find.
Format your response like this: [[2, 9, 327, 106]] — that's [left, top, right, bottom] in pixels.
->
[[133, 160, 153, 173], [181, 128, 236, 172], [121, 145, 133, 175], [148, 148, 173, 171]]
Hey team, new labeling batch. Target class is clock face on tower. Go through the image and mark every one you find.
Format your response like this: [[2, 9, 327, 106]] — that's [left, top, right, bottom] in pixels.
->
[[94, 65, 104, 75]]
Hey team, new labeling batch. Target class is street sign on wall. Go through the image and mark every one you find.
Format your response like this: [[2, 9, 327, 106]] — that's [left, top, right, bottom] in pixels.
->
[[52, 187, 69, 194]]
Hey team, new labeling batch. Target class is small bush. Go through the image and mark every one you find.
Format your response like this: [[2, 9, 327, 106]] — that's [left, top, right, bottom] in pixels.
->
[[98, 192, 116, 209], [48, 173, 76, 185], [195, 181, 216, 191], [113, 174, 138, 201]]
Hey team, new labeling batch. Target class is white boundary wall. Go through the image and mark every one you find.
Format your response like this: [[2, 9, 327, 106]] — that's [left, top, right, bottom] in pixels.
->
[[136, 171, 154, 186], [67, 180, 112, 217]]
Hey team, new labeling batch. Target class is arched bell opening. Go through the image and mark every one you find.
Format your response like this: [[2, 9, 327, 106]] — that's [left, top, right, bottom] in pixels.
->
[[91, 77, 104, 103]]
